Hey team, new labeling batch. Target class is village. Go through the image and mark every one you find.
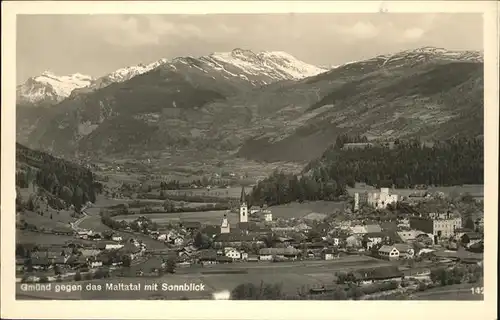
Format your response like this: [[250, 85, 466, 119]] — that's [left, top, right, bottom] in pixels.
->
[[16, 183, 484, 300]]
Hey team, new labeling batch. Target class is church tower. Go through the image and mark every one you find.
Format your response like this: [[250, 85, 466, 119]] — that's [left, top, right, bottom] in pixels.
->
[[220, 213, 230, 234], [239, 186, 248, 223]]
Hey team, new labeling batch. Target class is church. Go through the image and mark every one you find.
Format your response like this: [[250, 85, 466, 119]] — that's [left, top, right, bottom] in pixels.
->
[[220, 186, 248, 234]]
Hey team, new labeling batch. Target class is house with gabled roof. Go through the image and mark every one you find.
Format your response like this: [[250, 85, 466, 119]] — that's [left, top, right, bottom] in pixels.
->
[[393, 243, 415, 259], [378, 245, 400, 260]]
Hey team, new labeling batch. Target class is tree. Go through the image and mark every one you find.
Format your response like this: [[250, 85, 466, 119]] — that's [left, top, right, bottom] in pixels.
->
[[163, 199, 175, 212], [54, 265, 62, 275], [74, 271, 82, 281], [194, 232, 211, 249], [166, 258, 176, 274], [72, 186, 84, 211], [121, 255, 131, 267], [464, 217, 475, 230]]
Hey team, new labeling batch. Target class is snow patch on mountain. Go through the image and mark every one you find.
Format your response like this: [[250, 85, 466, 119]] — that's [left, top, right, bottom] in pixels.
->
[[377, 46, 483, 64], [17, 71, 94, 105]]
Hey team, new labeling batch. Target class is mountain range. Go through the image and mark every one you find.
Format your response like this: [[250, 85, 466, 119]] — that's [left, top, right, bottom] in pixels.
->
[[16, 46, 484, 164]]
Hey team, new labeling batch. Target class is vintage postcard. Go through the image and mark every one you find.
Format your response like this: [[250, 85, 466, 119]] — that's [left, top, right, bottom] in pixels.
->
[[1, 1, 498, 319]]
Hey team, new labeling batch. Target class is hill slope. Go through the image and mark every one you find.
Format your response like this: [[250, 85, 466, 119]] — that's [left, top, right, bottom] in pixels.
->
[[236, 48, 483, 162], [16, 143, 102, 210]]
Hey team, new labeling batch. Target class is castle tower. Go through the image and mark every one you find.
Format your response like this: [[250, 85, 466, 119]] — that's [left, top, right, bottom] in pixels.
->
[[239, 186, 248, 223], [220, 213, 230, 234]]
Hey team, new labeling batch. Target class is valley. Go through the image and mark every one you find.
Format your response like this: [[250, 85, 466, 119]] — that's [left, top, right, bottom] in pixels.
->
[[14, 46, 485, 302]]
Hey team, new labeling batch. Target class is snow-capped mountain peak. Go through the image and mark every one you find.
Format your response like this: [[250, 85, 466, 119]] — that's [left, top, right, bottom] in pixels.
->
[[17, 71, 94, 105], [102, 58, 171, 83], [18, 49, 328, 105], [204, 48, 327, 81]]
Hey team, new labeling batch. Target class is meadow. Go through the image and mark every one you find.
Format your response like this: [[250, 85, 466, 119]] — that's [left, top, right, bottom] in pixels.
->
[[112, 210, 235, 226], [162, 187, 244, 199], [110, 200, 347, 225], [17, 209, 75, 230], [17, 230, 74, 245]]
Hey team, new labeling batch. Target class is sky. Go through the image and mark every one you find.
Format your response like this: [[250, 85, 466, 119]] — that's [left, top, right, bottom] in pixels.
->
[[16, 13, 483, 84]]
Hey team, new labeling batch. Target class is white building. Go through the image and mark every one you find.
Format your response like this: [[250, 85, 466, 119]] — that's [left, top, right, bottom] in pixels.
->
[[157, 234, 167, 241], [367, 188, 399, 209], [220, 213, 230, 234], [173, 237, 184, 246], [225, 248, 241, 260], [240, 187, 248, 223], [105, 243, 124, 250], [264, 212, 273, 222], [394, 244, 415, 259], [88, 260, 103, 268], [111, 236, 123, 242], [378, 245, 400, 260], [363, 233, 384, 250], [351, 225, 367, 235], [354, 193, 360, 211]]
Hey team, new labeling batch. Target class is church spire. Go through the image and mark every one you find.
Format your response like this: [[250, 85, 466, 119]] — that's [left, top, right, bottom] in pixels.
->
[[240, 186, 246, 204]]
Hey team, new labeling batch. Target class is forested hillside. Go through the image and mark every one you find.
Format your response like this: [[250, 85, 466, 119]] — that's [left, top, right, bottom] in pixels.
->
[[250, 137, 483, 206], [16, 143, 102, 210]]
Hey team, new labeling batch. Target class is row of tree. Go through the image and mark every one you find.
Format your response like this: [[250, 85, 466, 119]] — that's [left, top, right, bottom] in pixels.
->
[[251, 137, 482, 207], [307, 137, 483, 188], [250, 170, 347, 207]]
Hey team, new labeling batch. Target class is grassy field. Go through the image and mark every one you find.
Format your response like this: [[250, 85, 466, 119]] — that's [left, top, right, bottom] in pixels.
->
[[16, 256, 392, 300], [17, 230, 74, 245], [111, 200, 347, 225], [162, 187, 244, 199], [113, 210, 235, 226], [269, 201, 346, 219], [78, 215, 112, 232], [17, 209, 75, 229]]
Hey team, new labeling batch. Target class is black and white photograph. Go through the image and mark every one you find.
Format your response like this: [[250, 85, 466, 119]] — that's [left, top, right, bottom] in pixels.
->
[[1, 1, 498, 319]]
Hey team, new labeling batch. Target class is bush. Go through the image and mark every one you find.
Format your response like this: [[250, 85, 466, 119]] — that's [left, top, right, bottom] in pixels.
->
[[74, 271, 82, 281]]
